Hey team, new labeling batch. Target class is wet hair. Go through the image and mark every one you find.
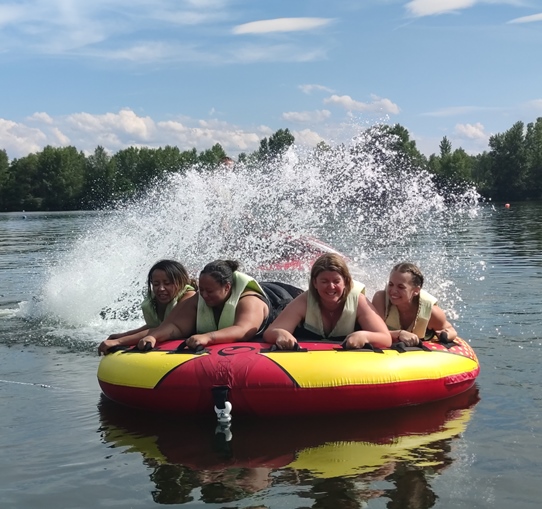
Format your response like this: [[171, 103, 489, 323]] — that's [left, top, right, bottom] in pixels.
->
[[147, 260, 197, 299], [391, 262, 424, 288], [309, 253, 353, 305], [200, 260, 240, 287]]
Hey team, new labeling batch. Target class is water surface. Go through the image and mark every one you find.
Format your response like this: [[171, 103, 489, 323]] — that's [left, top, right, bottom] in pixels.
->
[[1, 171, 541, 508]]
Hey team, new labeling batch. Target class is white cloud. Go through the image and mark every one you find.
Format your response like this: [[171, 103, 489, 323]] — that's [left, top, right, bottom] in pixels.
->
[[159, 117, 264, 151], [282, 110, 331, 123], [233, 18, 333, 35], [28, 112, 54, 124], [0, 109, 275, 159], [406, 0, 528, 18], [405, 0, 477, 17], [455, 122, 487, 140], [323, 94, 400, 115], [67, 109, 156, 141], [292, 129, 325, 147], [507, 12, 542, 24], [228, 43, 327, 63], [0, 1, 231, 57], [299, 84, 335, 95], [99, 42, 197, 63], [52, 127, 71, 145], [0, 3, 333, 64], [0, 118, 46, 158]]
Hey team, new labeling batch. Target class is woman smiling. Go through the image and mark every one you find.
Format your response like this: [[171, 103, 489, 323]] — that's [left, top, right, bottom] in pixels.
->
[[263, 253, 391, 350]]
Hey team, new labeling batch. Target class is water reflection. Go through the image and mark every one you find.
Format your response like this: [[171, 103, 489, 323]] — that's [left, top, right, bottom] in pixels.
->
[[98, 387, 479, 507]]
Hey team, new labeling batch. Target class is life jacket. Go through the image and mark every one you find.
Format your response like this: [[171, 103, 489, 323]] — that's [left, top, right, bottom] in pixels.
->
[[303, 281, 366, 339], [141, 284, 195, 328], [196, 271, 266, 333], [384, 289, 438, 339]]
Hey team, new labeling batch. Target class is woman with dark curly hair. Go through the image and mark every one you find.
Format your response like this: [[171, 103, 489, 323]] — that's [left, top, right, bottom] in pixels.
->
[[98, 260, 196, 354]]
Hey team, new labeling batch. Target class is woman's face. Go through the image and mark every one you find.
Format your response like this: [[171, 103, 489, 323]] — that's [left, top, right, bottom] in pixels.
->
[[387, 270, 420, 305], [313, 270, 345, 306], [151, 269, 178, 305], [198, 273, 232, 308]]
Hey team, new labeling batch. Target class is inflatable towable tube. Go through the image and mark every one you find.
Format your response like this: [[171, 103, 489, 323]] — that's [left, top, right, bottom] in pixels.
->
[[97, 337, 479, 416]]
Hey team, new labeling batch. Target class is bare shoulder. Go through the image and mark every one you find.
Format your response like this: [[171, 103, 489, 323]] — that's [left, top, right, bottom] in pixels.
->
[[268, 291, 308, 329], [168, 292, 197, 318], [370, 290, 386, 315], [429, 304, 449, 326], [357, 292, 378, 312], [372, 290, 385, 305], [290, 291, 308, 311], [238, 291, 269, 311]]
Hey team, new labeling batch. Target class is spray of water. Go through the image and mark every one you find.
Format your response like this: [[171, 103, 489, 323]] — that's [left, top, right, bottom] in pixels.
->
[[30, 128, 480, 341]]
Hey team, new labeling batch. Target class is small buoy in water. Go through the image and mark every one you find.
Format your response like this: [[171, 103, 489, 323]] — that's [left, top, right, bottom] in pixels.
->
[[505, 203, 510, 209]]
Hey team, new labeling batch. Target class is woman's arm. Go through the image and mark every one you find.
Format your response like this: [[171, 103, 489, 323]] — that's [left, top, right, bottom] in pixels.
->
[[186, 293, 269, 348], [428, 305, 457, 340], [371, 290, 386, 318], [98, 290, 196, 355], [262, 293, 308, 350], [98, 326, 151, 355], [138, 295, 198, 349], [345, 294, 392, 349], [107, 324, 149, 340]]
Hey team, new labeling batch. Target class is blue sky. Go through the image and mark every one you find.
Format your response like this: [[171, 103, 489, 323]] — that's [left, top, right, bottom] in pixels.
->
[[1, 0, 541, 160]]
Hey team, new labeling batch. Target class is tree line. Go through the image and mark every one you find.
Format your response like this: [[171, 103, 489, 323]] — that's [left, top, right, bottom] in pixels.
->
[[1, 119, 541, 212], [0, 129, 295, 212], [387, 118, 542, 201]]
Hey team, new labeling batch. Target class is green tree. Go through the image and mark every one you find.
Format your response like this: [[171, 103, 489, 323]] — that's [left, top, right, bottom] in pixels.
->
[[257, 137, 270, 160], [268, 128, 295, 157], [428, 136, 458, 178], [449, 148, 474, 181], [136, 147, 162, 187], [179, 147, 199, 169], [82, 146, 115, 208], [488, 121, 527, 200], [256, 128, 295, 161], [2, 153, 41, 211], [524, 117, 542, 199], [198, 143, 227, 168], [110, 147, 141, 200], [36, 146, 87, 210], [0, 149, 9, 207], [155, 145, 188, 174], [471, 151, 494, 197], [439, 136, 452, 157], [387, 124, 427, 169], [427, 153, 441, 175]]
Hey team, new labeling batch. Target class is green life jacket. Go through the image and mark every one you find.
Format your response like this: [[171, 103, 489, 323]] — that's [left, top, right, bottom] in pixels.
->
[[141, 284, 195, 328], [303, 281, 366, 338], [384, 289, 437, 339], [196, 271, 265, 333]]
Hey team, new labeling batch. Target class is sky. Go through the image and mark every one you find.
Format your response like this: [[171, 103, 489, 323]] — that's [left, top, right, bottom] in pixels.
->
[[1, 0, 541, 161]]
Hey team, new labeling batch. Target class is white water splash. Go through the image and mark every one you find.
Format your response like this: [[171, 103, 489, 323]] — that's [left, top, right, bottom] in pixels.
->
[[28, 129, 480, 334]]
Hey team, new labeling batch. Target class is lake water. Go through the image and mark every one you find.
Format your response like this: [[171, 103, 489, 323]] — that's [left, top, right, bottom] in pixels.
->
[[1, 199, 541, 508]]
